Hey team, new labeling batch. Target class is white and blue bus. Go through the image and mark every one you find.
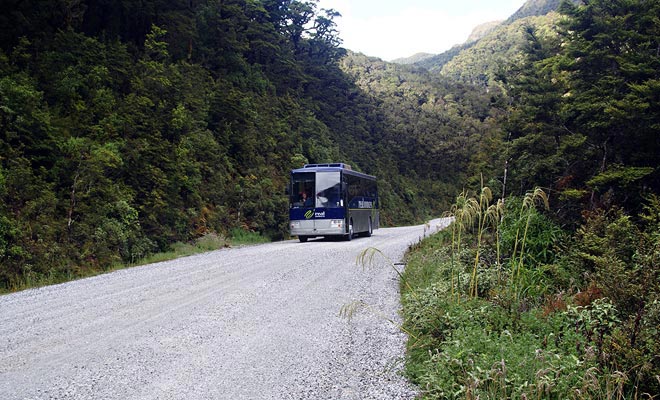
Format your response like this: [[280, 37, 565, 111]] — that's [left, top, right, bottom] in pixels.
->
[[289, 163, 379, 242]]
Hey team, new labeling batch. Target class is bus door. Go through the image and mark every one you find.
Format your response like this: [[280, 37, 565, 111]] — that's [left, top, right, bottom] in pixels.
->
[[313, 172, 343, 231]]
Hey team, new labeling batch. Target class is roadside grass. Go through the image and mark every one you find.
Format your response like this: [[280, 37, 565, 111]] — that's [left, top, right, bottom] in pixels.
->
[[134, 232, 231, 265], [400, 188, 660, 399], [401, 232, 590, 399], [229, 227, 271, 245], [1, 232, 234, 294]]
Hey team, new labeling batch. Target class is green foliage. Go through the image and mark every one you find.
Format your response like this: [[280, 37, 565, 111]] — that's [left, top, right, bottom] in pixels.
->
[[439, 185, 558, 301], [441, 13, 562, 91], [412, 302, 590, 399], [403, 188, 660, 398], [506, 0, 568, 23], [0, 0, 358, 290], [586, 164, 654, 190], [399, 1, 660, 397], [499, 195, 559, 268], [497, 0, 660, 215], [229, 228, 270, 246], [403, 230, 590, 399], [91, 200, 155, 265], [339, 52, 495, 222], [565, 206, 660, 396]]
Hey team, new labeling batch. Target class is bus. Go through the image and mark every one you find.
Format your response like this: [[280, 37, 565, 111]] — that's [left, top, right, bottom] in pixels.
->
[[288, 163, 379, 242]]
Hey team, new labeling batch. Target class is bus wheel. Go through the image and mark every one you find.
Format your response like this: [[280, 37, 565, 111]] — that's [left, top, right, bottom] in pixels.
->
[[346, 222, 354, 241], [364, 218, 373, 237], [299, 236, 308, 243]]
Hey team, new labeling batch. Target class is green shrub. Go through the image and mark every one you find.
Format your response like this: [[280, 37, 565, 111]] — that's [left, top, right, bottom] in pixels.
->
[[564, 205, 660, 396], [401, 189, 659, 398], [403, 290, 590, 399], [499, 197, 564, 267], [229, 227, 269, 245], [193, 232, 228, 251]]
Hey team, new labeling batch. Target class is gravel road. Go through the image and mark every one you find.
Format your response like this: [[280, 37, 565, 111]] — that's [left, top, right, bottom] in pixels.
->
[[0, 218, 451, 400]]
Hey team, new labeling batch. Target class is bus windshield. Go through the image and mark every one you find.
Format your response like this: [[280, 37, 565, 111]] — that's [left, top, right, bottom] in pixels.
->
[[290, 171, 341, 209], [315, 172, 341, 208]]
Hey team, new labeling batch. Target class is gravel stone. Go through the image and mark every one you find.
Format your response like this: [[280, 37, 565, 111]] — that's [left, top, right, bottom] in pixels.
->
[[0, 218, 451, 399]]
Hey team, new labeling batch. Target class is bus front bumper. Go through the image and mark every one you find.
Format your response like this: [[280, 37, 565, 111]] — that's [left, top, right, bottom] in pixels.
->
[[290, 219, 346, 237]]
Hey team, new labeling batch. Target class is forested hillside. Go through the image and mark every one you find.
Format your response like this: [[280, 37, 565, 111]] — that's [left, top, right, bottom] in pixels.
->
[[409, 0, 659, 211], [440, 12, 561, 90], [416, 0, 576, 76], [505, 0, 564, 23], [497, 0, 660, 215], [0, 0, 497, 289], [339, 53, 498, 212], [0, 1, 425, 288]]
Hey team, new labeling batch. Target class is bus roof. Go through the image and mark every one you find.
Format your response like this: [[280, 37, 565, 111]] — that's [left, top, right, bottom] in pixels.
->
[[291, 163, 376, 180]]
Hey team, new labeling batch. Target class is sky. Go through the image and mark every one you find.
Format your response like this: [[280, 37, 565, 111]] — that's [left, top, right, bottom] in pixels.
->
[[315, 0, 526, 61]]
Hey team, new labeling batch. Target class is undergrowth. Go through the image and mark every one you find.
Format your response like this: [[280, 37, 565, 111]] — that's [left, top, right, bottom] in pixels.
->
[[1, 232, 230, 293], [229, 227, 270, 245], [401, 189, 660, 399], [2, 228, 275, 294]]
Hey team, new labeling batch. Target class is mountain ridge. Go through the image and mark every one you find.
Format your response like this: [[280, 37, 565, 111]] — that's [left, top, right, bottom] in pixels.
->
[[391, 52, 435, 65], [394, 0, 570, 71]]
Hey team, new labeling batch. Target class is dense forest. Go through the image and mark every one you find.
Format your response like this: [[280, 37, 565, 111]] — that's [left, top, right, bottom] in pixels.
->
[[0, 0, 496, 289]]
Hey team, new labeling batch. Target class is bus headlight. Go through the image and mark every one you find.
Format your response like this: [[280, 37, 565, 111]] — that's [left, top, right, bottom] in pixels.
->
[[330, 219, 343, 228], [290, 221, 301, 229]]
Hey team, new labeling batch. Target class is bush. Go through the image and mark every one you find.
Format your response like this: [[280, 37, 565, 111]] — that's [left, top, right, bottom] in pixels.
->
[[229, 227, 269, 245], [404, 291, 590, 399], [499, 197, 565, 267], [401, 190, 660, 398], [564, 205, 660, 396]]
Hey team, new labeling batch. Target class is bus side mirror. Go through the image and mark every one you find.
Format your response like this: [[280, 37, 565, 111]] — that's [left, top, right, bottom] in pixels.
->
[[284, 186, 290, 195]]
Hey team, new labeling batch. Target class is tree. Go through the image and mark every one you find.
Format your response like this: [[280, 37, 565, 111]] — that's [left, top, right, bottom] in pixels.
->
[[500, 23, 587, 196], [558, 0, 660, 208]]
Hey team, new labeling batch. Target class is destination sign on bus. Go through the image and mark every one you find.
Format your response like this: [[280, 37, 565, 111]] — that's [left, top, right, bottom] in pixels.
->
[[358, 200, 374, 209]]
